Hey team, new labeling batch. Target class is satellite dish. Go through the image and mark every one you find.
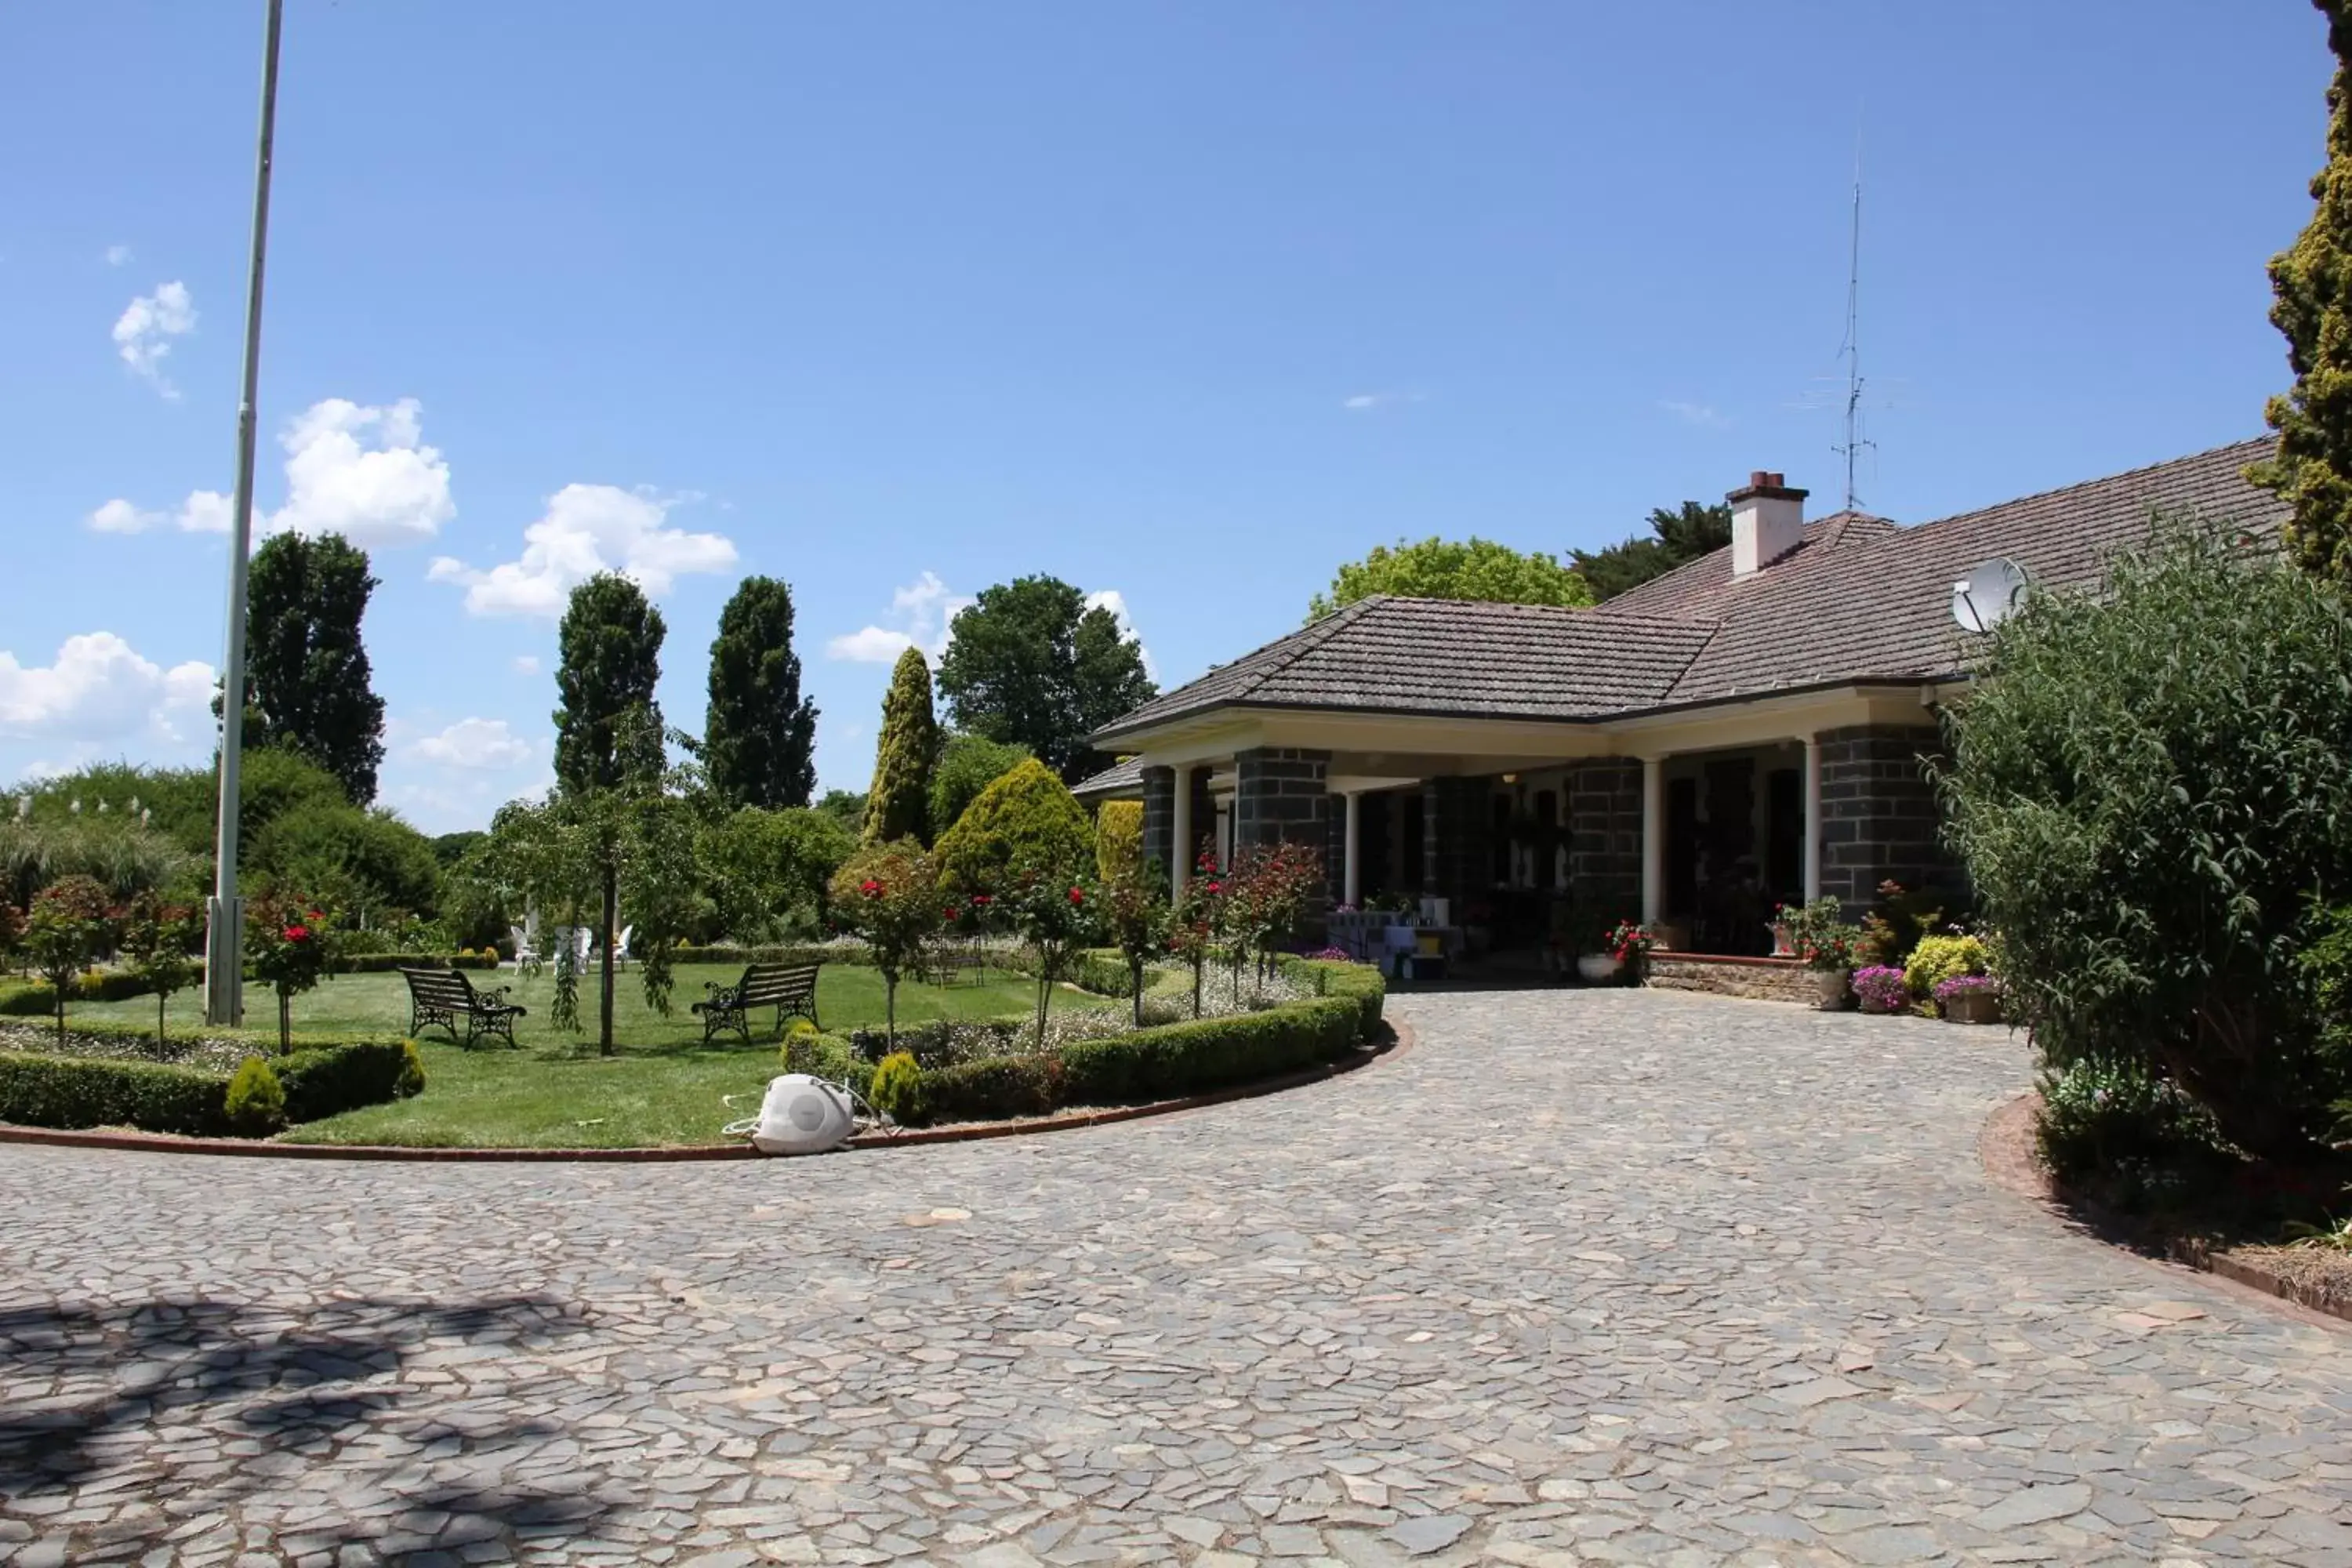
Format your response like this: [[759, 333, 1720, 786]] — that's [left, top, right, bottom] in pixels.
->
[[1951, 557, 2032, 635]]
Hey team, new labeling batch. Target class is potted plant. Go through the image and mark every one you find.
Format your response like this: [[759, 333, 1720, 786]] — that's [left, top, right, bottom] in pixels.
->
[[1933, 974, 2003, 1025], [1591, 917, 1657, 985], [1851, 964, 1909, 1015], [1570, 906, 1627, 982], [1777, 898, 1860, 1009]]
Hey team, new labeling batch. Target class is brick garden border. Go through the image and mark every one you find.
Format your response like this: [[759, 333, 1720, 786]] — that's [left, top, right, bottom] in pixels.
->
[[0, 1020, 1410, 1164], [1980, 1091, 2351, 1330]]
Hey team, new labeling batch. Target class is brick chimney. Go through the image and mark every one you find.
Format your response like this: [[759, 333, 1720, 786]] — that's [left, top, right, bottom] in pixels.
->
[[1728, 470, 1806, 576]]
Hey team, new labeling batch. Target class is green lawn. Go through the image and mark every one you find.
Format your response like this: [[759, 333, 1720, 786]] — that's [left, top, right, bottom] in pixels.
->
[[63, 961, 1066, 1149]]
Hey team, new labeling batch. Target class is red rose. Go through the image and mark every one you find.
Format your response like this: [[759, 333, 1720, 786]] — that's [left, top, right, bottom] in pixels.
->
[[860, 878, 883, 898], [1206, 880, 1222, 895], [1067, 887, 1085, 906], [285, 924, 309, 942], [972, 894, 991, 906]]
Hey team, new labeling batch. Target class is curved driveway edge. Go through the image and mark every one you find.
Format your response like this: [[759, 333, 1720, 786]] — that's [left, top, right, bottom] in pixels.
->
[[5, 989, 2350, 1566]]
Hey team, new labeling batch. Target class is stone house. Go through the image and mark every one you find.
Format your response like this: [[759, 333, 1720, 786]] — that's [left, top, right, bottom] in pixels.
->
[[1075, 438, 2285, 957]]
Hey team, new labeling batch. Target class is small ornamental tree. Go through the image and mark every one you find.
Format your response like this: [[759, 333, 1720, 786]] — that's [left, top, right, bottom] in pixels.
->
[[866, 648, 941, 845], [124, 892, 201, 1049], [1102, 856, 1172, 1025], [23, 875, 107, 1045], [248, 894, 334, 1051], [1222, 840, 1324, 989], [1167, 849, 1226, 1019], [1002, 868, 1100, 1044], [827, 840, 943, 1049], [0, 899, 22, 978]]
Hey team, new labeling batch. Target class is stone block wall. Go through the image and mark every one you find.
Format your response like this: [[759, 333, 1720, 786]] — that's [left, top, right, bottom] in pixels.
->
[[1234, 746, 1330, 855], [1817, 724, 1958, 917], [1566, 760, 1643, 915], [1138, 765, 1176, 894], [1644, 953, 1820, 1006]]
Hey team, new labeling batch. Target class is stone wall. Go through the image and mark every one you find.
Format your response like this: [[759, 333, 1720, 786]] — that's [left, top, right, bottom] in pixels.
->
[[1566, 760, 1643, 914], [1139, 765, 1175, 890], [1644, 953, 1820, 1007], [1817, 724, 1958, 918]]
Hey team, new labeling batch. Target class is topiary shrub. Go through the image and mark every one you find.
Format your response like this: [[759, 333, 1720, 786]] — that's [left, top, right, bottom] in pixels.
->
[[782, 1028, 863, 1084], [1058, 996, 1360, 1105], [224, 1056, 287, 1135], [925, 1054, 1064, 1122], [935, 758, 1094, 898], [394, 1040, 427, 1098], [1904, 933, 1989, 1002], [1095, 800, 1144, 884], [273, 1040, 425, 1123], [0, 1051, 232, 1136], [868, 1050, 927, 1125]]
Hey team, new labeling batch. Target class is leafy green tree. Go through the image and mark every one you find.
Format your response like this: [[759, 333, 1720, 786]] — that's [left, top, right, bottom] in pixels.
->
[[1570, 502, 1736, 601], [2251, 0, 2352, 589], [249, 801, 441, 920], [1936, 529, 2352, 1163], [553, 575, 669, 1051], [928, 733, 1032, 840], [703, 576, 819, 810], [124, 893, 201, 1050], [699, 805, 858, 942], [815, 789, 867, 837], [231, 532, 389, 803], [827, 839, 945, 1049], [865, 647, 940, 844], [935, 576, 1156, 780], [430, 831, 486, 869], [934, 757, 1095, 898], [1308, 537, 1594, 622]]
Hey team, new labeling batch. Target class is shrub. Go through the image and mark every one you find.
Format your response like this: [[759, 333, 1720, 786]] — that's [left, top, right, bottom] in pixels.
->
[[934, 758, 1094, 898], [869, 1050, 927, 1125], [782, 1028, 863, 1085], [1058, 996, 1359, 1105], [273, 1040, 426, 1123], [925, 1054, 1063, 1122], [224, 1056, 287, 1135], [1937, 531, 2352, 1162], [929, 734, 1033, 843], [0, 1051, 231, 1136], [0, 968, 162, 1016], [1904, 933, 1990, 1001], [1095, 800, 1144, 884], [1276, 955, 1386, 1036], [2036, 1058, 2231, 1202]]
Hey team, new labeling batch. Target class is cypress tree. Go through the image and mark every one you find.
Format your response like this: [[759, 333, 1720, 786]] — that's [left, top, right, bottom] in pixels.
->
[[865, 646, 939, 844], [703, 576, 818, 809], [237, 532, 387, 803], [2252, 0, 2352, 588]]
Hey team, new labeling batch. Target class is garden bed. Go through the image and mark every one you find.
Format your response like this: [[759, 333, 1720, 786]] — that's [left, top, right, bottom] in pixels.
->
[[1981, 1092, 2352, 1325]]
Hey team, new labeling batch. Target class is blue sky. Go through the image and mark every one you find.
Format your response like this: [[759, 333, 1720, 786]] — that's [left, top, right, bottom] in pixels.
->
[[0, 2, 2329, 831]]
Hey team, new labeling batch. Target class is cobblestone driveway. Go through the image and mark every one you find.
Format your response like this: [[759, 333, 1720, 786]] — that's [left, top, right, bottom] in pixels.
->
[[4, 989, 2351, 1568]]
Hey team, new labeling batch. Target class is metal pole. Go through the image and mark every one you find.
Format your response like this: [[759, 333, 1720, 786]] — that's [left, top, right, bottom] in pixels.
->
[[205, 0, 285, 1027]]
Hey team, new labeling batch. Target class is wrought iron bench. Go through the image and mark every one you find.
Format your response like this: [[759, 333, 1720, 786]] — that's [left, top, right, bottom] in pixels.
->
[[398, 965, 528, 1049], [691, 960, 822, 1044]]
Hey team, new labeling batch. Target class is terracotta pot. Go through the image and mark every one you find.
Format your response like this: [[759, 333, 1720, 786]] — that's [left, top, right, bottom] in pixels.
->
[[1810, 968, 1850, 1010], [1576, 953, 1624, 985], [1942, 988, 2002, 1025]]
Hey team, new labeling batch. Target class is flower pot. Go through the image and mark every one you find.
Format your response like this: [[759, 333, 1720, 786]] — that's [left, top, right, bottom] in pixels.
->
[[1576, 953, 1624, 985], [1810, 968, 1850, 1010], [1769, 922, 1795, 958], [1857, 993, 1903, 1016], [1941, 988, 2002, 1025]]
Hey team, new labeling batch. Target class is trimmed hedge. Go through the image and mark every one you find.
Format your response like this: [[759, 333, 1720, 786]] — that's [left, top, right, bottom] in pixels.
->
[[925, 1054, 1065, 1122], [274, 1040, 426, 1123], [0, 970, 160, 1016], [334, 953, 500, 975], [1277, 956, 1386, 1035], [670, 942, 876, 969], [0, 1036, 423, 1138], [1059, 996, 1361, 1105], [0, 1052, 234, 1136]]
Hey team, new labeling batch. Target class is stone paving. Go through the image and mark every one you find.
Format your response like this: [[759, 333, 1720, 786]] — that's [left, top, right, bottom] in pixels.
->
[[3, 989, 2351, 1567]]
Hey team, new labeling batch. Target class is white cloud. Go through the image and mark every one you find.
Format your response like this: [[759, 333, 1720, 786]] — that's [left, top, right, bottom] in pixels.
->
[[0, 632, 215, 745], [430, 483, 736, 618], [1658, 398, 1729, 429], [511, 655, 541, 676], [113, 281, 195, 397], [408, 717, 534, 771], [103, 245, 132, 267], [86, 499, 162, 534], [826, 570, 974, 664], [265, 397, 455, 546], [85, 397, 454, 546], [1083, 588, 1157, 681], [1342, 391, 1421, 412]]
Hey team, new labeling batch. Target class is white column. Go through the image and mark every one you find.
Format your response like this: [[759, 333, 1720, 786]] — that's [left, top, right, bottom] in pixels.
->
[[1641, 756, 1665, 925], [1802, 735, 1823, 903], [1342, 790, 1363, 907], [1171, 764, 1193, 899]]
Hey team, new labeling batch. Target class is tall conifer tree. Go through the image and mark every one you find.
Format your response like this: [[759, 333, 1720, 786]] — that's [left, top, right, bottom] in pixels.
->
[[235, 532, 387, 803], [703, 576, 818, 808], [865, 647, 939, 844]]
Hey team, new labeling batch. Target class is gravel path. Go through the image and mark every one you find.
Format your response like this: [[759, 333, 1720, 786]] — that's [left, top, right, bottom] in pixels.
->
[[3, 988, 2349, 1566]]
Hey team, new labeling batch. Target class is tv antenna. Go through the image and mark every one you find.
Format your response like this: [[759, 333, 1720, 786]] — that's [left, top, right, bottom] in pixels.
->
[[1831, 132, 1873, 514]]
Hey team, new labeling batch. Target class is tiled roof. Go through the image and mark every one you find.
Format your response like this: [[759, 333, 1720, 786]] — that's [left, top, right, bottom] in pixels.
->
[[1070, 755, 1145, 798], [1095, 437, 2288, 739], [1094, 596, 1717, 740]]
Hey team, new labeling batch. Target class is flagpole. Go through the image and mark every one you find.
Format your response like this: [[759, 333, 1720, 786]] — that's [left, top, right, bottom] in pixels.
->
[[205, 0, 285, 1026]]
